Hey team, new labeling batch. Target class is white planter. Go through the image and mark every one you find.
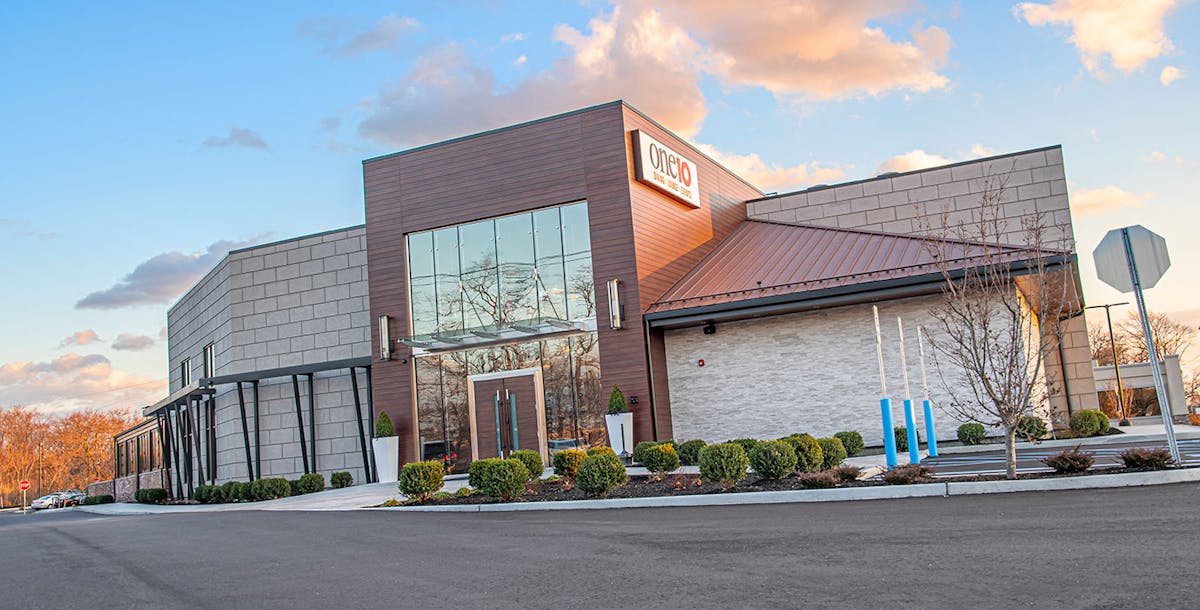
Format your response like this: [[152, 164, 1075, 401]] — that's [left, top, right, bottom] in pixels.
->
[[605, 412, 634, 457], [372, 436, 400, 483]]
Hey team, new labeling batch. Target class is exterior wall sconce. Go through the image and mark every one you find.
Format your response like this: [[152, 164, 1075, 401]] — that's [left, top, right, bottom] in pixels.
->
[[378, 315, 392, 361], [606, 279, 624, 330]]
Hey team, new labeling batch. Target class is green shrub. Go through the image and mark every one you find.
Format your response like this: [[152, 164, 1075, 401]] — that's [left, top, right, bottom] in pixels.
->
[[288, 479, 302, 496], [883, 464, 933, 485], [632, 441, 658, 465], [577, 452, 628, 497], [297, 473, 325, 494], [833, 431, 865, 457], [728, 438, 760, 456], [237, 480, 257, 501], [749, 440, 797, 480], [330, 471, 353, 489], [677, 440, 707, 465], [193, 484, 211, 503], [81, 494, 114, 505], [833, 464, 862, 482], [255, 478, 292, 501], [1118, 447, 1173, 470], [135, 488, 167, 504], [608, 385, 628, 415], [399, 461, 445, 502], [552, 449, 587, 478], [470, 458, 529, 500], [196, 484, 224, 504], [510, 449, 544, 481], [781, 434, 823, 473], [375, 412, 395, 437], [587, 446, 616, 457], [894, 427, 920, 452], [957, 423, 986, 445], [817, 437, 848, 470], [642, 444, 681, 479], [1016, 415, 1049, 441], [698, 443, 749, 487], [797, 471, 839, 489], [221, 481, 240, 502], [1042, 446, 1094, 473], [1070, 410, 1110, 437]]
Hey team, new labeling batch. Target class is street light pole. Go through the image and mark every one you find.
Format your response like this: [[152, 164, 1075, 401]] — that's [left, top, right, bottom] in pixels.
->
[[1087, 302, 1130, 426], [38, 441, 43, 497]]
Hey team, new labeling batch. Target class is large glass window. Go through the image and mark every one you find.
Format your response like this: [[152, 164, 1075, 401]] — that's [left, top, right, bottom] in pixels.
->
[[406, 201, 593, 336]]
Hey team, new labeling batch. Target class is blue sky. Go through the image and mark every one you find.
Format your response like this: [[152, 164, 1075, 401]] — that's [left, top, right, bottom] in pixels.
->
[[1, 1, 1197, 412]]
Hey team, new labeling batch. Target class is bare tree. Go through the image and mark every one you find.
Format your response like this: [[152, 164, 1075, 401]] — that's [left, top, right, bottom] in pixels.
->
[[923, 171, 1076, 479], [1117, 311, 1196, 364]]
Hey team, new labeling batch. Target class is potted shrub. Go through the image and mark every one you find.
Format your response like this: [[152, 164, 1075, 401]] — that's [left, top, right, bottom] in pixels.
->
[[373, 412, 400, 483], [604, 385, 634, 458]]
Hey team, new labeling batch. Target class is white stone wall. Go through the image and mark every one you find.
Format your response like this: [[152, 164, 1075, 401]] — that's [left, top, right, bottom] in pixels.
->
[[664, 295, 994, 446], [166, 226, 372, 485]]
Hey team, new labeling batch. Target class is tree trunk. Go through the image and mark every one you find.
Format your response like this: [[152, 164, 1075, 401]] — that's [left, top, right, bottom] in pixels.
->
[[1004, 426, 1018, 480]]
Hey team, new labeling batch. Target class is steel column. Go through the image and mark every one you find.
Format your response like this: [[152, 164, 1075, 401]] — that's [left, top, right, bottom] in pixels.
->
[[307, 373, 316, 474], [253, 380, 261, 480], [189, 398, 205, 491], [168, 408, 183, 499], [365, 366, 377, 483], [236, 382, 254, 480], [291, 375, 310, 474], [349, 367, 371, 484]]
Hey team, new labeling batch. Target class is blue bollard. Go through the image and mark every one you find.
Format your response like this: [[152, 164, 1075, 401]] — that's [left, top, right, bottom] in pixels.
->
[[880, 398, 898, 469], [903, 399, 920, 465], [923, 399, 938, 457]]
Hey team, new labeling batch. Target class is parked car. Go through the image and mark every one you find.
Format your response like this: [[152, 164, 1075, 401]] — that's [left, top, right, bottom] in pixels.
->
[[29, 494, 61, 510], [59, 491, 85, 506]]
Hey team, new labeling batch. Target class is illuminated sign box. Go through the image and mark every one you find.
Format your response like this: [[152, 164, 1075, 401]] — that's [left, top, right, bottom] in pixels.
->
[[631, 130, 700, 208]]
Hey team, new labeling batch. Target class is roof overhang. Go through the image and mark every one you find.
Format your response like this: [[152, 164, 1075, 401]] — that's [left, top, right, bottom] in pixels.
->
[[142, 382, 215, 417], [201, 356, 372, 386]]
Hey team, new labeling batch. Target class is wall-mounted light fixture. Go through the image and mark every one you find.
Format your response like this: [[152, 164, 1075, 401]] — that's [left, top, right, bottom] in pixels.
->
[[606, 278, 624, 330], [378, 315, 392, 361]]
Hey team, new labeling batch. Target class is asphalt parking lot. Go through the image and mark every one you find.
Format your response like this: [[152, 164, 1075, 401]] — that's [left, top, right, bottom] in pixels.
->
[[4, 483, 1200, 608]]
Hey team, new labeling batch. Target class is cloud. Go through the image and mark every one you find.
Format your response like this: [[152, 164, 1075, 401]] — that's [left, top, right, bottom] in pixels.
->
[[0, 218, 57, 241], [357, 2, 953, 148], [0, 353, 166, 414], [876, 149, 956, 174], [58, 330, 101, 348], [695, 144, 848, 192], [970, 144, 997, 157], [1015, 0, 1179, 77], [1072, 185, 1148, 216], [111, 333, 155, 352], [1161, 65, 1185, 85], [202, 127, 270, 151], [501, 32, 526, 43], [1141, 150, 1169, 163], [513, 54, 527, 66], [76, 234, 270, 310], [298, 14, 420, 57]]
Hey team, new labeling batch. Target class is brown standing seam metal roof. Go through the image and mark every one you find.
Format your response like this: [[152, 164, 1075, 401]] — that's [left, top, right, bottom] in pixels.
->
[[648, 220, 1046, 315]]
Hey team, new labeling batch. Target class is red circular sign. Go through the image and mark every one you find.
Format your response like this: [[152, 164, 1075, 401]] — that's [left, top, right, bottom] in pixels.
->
[[19, 480, 30, 491]]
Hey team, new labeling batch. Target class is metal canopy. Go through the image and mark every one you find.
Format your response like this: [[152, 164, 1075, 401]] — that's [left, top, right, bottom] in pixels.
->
[[399, 316, 596, 354], [142, 382, 215, 417], [201, 356, 372, 386]]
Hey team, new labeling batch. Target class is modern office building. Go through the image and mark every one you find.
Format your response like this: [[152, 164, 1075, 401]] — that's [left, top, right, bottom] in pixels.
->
[[107, 101, 1097, 498]]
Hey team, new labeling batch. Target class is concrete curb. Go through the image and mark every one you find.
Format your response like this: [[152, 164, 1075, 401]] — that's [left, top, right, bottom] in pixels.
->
[[935, 430, 1200, 455], [378, 467, 1200, 513]]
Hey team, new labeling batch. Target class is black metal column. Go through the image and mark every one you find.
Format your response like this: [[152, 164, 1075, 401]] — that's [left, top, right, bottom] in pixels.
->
[[253, 381, 261, 480], [236, 382, 254, 480], [189, 398, 205, 491], [168, 409, 183, 499], [350, 367, 371, 484], [307, 373, 317, 474], [365, 366, 377, 483], [291, 375, 310, 474]]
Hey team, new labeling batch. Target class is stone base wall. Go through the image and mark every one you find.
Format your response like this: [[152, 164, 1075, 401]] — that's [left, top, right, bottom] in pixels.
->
[[87, 470, 170, 502]]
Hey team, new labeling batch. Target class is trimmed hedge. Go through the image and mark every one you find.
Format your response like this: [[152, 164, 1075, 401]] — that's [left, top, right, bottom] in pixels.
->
[[552, 449, 587, 478], [375, 412, 394, 437], [330, 471, 353, 489], [698, 442, 749, 487], [816, 437, 848, 470], [221, 481, 240, 502], [677, 440, 707, 465], [781, 434, 823, 473], [510, 449, 544, 481], [577, 452, 628, 497], [254, 478, 292, 501], [195, 484, 224, 504], [1070, 410, 1110, 438], [469, 458, 529, 500], [727, 438, 760, 456], [957, 423, 986, 445], [587, 446, 617, 457], [894, 427, 920, 452], [135, 488, 168, 504], [81, 494, 114, 505], [833, 431, 865, 457], [1017, 415, 1049, 441], [236, 480, 256, 501], [399, 461, 445, 502], [641, 444, 680, 478], [749, 440, 797, 480], [297, 473, 325, 495], [632, 441, 658, 465]]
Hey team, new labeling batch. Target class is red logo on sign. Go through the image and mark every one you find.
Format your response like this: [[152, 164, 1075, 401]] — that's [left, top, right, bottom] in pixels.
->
[[19, 480, 30, 491], [678, 160, 692, 187]]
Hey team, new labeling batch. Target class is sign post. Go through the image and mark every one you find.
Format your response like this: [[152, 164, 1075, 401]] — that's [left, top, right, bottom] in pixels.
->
[[1093, 225, 1180, 464], [19, 479, 30, 514]]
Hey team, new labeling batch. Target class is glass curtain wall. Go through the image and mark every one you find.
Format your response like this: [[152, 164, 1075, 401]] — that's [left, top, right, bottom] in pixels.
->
[[407, 201, 601, 471]]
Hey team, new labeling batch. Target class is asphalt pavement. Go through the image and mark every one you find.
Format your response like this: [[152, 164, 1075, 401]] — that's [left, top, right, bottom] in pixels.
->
[[4, 483, 1200, 608]]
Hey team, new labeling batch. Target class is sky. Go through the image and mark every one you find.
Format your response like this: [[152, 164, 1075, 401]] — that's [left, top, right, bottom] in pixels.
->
[[1, 1, 1197, 414]]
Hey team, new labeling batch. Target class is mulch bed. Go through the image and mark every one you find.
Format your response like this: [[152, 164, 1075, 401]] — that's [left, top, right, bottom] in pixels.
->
[[414, 463, 1188, 507]]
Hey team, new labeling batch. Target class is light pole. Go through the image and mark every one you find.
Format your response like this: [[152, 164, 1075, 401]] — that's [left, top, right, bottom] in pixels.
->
[[1087, 303, 1130, 426], [38, 441, 43, 497]]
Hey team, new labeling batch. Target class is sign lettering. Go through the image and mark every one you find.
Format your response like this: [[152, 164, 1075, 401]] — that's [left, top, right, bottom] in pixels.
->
[[631, 130, 700, 208]]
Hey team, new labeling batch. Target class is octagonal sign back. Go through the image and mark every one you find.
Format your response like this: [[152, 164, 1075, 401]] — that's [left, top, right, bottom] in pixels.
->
[[1093, 225, 1170, 293]]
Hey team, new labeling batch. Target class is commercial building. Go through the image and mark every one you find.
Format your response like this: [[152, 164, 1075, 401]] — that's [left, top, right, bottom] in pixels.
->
[[108, 101, 1099, 497]]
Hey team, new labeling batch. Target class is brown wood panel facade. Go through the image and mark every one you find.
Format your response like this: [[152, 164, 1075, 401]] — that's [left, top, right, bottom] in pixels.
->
[[364, 101, 762, 462]]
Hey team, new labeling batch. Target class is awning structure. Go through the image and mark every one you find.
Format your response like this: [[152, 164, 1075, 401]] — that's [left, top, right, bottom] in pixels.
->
[[399, 316, 596, 355], [646, 220, 1066, 327]]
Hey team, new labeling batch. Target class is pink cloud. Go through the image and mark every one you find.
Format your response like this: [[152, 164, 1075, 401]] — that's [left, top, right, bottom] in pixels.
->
[[1016, 0, 1179, 77], [0, 353, 165, 414], [58, 329, 101, 348]]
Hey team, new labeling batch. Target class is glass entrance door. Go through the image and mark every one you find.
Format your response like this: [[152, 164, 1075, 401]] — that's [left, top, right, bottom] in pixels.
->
[[468, 369, 546, 463]]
